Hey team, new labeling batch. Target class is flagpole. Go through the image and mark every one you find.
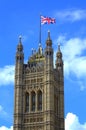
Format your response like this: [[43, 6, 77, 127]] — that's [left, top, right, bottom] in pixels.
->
[[39, 14, 41, 44]]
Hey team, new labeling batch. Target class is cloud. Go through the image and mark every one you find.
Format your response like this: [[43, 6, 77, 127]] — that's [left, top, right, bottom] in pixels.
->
[[0, 65, 14, 86], [0, 105, 13, 124], [0, 105, 8, 117], [55, 9, 86, 22], [62, 37, 86, 78], [65, 113, 86, 130], [55, 36, 86, 77], [0, 126, 13, 130], [54, 36, 86, 90]]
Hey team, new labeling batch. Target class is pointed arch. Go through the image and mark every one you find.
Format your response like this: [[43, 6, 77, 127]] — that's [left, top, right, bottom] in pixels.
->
[[25, 92, 29, 112], [38, 90, 42, 111], [31, 91, 36, 111]]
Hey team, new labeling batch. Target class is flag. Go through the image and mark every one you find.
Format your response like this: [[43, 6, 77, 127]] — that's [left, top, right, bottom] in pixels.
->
[[41, 16, 56, 24]]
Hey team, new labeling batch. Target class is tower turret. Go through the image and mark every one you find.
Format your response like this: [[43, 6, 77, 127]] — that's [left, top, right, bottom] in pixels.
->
[[14, 36, 24, 130], [16, 36, 24, 63], [56, 43, 64, 130], [44, 31, 54, 130], [45, 30, 53, 69], [46, 30, 52, 46], [56, 43, 63, 71]]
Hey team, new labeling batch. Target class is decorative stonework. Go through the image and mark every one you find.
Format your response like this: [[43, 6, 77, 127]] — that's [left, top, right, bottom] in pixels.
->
[[13, 32, 64, 130]]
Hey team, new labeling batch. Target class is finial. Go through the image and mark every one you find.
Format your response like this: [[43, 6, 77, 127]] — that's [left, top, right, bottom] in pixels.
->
[[58, 42, 61, 52], [58, 42, 60, 46], [39, 43, 41, 47], [19, 35, 22, 43], [48, 30, 50, 40]]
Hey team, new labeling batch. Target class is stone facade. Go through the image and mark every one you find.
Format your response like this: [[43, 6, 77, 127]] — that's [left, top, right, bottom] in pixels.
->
[[13, 31, 64, 130]]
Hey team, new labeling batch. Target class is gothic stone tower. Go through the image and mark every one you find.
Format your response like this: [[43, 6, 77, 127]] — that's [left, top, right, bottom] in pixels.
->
[[14, 31, 64, 130]]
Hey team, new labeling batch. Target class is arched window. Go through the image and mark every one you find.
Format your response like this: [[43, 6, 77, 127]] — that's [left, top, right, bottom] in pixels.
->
[[38, 91, 42, 111], [31, 91, 36, 111], [25, 92, 29, 112]]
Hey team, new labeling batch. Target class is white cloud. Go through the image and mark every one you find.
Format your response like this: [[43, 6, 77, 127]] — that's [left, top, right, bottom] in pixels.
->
[[65, 113, 86, 130], [0, 105, 13, 124], [0, 126, 13, 130], [55, 9, 86, 22], [54, 36, 86, 90], [0, 105, 3, 111], [54, 36, 86, 77], [62, 37, 86, 78], [0, 65, 14, 86], [0, 105, 7, 116]]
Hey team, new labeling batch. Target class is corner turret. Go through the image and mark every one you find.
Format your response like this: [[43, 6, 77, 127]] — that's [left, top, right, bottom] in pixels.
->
[[56, 43, 63, 70], [45, 30, 53, 70], [46, 30, 52, 46], [14, 36, 24, 130], [16, 36, 24, 63]]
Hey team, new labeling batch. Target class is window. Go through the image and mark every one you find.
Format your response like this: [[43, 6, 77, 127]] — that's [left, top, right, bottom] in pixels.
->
[[31, 91, 36, 111], [25, 92, 29, 112], [38, 91, 42, 111]]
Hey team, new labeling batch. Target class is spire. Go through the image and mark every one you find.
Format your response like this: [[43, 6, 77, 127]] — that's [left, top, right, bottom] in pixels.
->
[[56, 43, 63, 70], [58, 43, 61, 52], [19, 35, 22, 44], [46, 30, 52, 46], [48, 30, 50, 40], [16, 35, 24, 63], [17, 35, 23, 52], [57, 43, 62, 58]]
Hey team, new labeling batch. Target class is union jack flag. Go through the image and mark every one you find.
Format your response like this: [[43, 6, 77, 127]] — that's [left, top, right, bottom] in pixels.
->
[[41, 16, 56, 24]]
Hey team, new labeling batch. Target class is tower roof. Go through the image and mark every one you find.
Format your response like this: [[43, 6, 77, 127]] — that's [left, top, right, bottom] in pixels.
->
[[46, 30, 52, 46], [56, 43, 62, 58], [17, 35, 23, 52]]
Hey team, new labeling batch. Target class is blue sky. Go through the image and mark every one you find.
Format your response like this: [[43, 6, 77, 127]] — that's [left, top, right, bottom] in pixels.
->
[[0, 0, 86, 130]]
